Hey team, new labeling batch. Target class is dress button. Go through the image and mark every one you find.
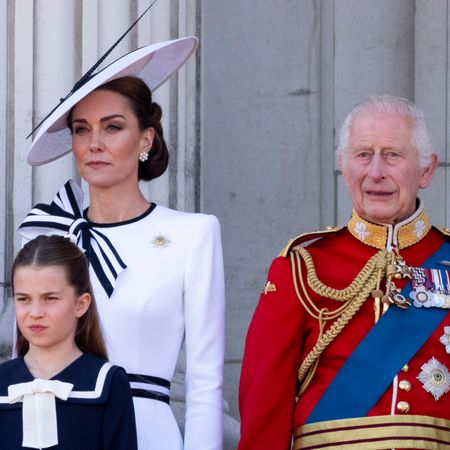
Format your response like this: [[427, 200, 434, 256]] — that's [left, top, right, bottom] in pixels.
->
[[401, 364, 409, 373], [396, 401, 410, 413], [399, 380, 411, 391]]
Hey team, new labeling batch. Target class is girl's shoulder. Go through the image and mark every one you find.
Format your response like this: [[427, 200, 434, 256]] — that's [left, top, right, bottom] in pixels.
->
[[0, 357, 30, 385], [56, 354, 127, 404], [0, 357, 31, 404], [0, 357, 22, 373]]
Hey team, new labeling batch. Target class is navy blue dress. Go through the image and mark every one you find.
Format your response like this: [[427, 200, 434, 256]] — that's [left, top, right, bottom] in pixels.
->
[[0, 354, 137, 449]]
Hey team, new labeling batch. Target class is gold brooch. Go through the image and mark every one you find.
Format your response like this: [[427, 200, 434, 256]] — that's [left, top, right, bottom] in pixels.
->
[[152, 234, 170, 248]]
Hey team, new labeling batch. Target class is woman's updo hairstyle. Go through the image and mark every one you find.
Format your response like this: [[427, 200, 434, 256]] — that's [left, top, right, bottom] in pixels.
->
[[68, 75, 169, 181]]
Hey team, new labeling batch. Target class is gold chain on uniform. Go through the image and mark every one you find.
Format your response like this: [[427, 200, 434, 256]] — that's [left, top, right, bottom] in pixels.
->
[[292, 246, 408, 394]]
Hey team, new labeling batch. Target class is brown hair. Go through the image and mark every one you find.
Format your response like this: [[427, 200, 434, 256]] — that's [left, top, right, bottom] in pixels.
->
[[12, 235, 108, 360], [67, 75, 169, 181]]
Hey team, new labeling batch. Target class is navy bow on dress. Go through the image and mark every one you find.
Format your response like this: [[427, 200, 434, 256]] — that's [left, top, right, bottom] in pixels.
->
[[18, 180, 126, 298]]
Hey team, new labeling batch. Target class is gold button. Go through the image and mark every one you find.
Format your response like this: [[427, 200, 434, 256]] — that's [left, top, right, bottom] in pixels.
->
[[396, 401, 410, 413], [401, 364, 409, 373], [399, 380, 411, 392]]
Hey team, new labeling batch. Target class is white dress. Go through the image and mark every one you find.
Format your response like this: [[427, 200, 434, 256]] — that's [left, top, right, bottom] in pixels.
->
[[19, 186, 225, 450], [88, 205, 225, 450]]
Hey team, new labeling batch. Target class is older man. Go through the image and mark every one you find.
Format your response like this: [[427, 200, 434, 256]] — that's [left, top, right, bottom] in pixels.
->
[[238, 95, 450, 449]]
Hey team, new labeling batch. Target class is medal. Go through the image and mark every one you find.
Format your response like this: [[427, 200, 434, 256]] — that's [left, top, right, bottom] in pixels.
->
[[417, 357, 450, 401], [409, 267, 450, 310], [387, 283, 410, 309]]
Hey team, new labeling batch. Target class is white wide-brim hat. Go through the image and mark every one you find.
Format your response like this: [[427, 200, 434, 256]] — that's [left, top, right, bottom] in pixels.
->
[[27, 36, 198, 166]]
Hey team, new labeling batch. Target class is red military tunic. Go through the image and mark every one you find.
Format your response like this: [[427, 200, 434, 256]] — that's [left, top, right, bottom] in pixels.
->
[[238, 205, 450, 450]]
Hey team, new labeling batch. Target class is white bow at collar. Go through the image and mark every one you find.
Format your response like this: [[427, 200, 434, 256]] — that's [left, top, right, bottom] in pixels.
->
[[8, 378, 74, 449]]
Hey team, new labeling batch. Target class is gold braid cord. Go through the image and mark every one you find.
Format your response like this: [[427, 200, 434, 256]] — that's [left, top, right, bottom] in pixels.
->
[[292, 247, 389, 394]]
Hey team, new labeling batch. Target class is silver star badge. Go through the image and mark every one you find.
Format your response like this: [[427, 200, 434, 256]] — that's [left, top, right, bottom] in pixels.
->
[[417, 357, 450, 400]]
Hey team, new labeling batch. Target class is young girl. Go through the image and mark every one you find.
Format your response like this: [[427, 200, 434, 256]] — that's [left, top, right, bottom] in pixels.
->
[[0, 235, 137, 449]]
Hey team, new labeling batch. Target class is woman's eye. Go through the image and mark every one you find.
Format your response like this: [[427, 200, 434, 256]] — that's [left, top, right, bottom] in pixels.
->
[[107, 124, 122, 132], [14, 296, 29, 302], [73, 126, 88, 135]]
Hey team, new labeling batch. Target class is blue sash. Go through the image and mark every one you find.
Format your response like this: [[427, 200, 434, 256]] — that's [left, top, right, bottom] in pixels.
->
[[306, 241, 450, 424]]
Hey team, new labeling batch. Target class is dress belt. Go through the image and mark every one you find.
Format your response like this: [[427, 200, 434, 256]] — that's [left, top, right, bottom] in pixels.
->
[[127, 373, 171, 405]]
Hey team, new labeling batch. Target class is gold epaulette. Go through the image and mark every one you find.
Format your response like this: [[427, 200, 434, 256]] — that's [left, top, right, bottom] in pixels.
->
[[435, 226, 450, 239], [279, 226, 343, 257]]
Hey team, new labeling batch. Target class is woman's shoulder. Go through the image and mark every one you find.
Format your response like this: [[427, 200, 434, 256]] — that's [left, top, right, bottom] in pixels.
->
[[154, 205, 220, 230]]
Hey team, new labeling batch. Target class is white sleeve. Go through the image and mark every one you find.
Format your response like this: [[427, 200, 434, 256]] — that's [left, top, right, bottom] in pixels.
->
[[183, 215, 225, 450]]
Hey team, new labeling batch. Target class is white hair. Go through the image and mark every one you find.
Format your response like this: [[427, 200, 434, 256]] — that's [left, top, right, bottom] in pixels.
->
[[336, 95, 434, 168]]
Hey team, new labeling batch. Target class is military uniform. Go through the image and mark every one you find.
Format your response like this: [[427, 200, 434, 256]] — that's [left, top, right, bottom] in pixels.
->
[[238, 203, 450, 450]]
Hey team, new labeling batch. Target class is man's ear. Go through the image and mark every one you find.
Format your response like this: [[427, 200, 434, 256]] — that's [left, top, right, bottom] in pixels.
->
[[419, 154, 438, 189], [338, 153, 350, 187]]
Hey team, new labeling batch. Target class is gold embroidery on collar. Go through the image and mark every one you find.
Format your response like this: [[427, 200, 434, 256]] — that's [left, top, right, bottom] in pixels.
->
[[348, 208, 430, 249], [398, 212, 430, 248]]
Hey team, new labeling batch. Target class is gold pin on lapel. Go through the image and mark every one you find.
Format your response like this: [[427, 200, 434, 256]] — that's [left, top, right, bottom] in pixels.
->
[[152, 234, 170, 248], [262, 281, 277, 295]]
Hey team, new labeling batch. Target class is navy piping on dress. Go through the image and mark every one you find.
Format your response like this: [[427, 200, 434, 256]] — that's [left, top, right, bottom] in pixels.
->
[[127, 373, 171, 405]]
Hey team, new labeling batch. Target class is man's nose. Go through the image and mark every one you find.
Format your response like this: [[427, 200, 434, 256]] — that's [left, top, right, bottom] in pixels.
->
[[367, 154, 386, 180]]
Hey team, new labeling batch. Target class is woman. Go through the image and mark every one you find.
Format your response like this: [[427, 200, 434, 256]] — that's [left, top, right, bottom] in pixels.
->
[[19, 39, 225, 450], [1, 235, 137, 450]]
